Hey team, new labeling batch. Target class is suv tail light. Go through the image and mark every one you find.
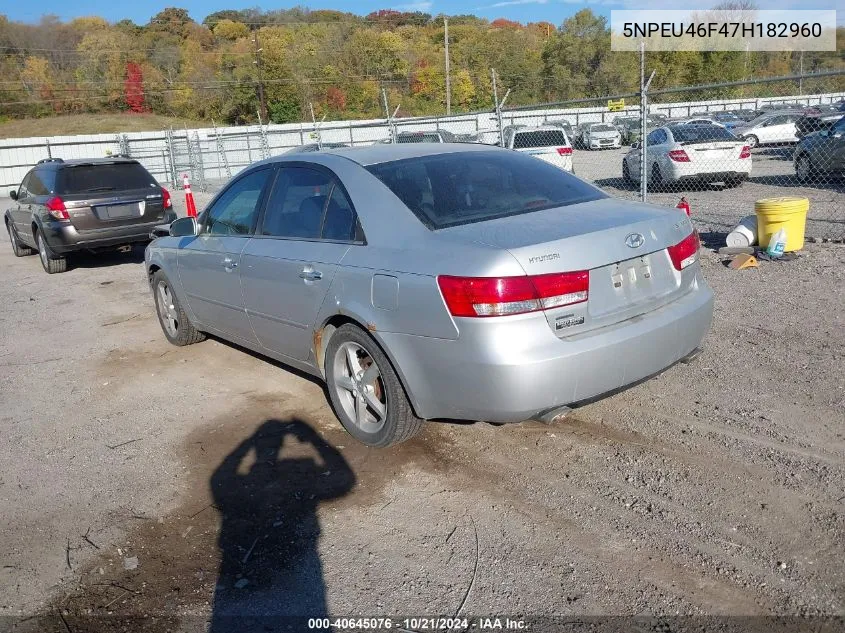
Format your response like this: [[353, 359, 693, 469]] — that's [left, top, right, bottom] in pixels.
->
[[667, 232, 700, 271], [45, 196, 69, 220], [438, 272, 589, 318], [739, 145, 751, 159], [162, 187, 172, 209], [668, 149, 691, 162], [556, 147, 573, 156]]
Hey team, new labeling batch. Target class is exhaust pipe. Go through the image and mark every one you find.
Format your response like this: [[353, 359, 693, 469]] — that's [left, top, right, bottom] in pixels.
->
[[535, 405, 572, 425]]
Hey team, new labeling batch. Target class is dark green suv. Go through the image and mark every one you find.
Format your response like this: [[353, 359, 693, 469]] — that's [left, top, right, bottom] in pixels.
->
[[4, 157, 173, 273]]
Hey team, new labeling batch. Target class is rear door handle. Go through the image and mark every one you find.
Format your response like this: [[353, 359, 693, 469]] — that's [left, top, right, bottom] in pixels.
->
[[299, 268, 323, 281]]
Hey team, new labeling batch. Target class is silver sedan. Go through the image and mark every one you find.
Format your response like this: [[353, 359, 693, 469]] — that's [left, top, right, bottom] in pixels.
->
[[145, 144, 713, 447]]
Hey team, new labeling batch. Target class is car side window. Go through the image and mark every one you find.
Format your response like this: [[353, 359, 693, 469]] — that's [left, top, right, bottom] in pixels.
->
[[646, 130, 664, 145], [831, 117, 845, 135], [321, 184, 358, 242], [17, 173, 32, 200], [28, 170, 49, 196], [261, 167, 331, 240], [203, 169, 270, 236]]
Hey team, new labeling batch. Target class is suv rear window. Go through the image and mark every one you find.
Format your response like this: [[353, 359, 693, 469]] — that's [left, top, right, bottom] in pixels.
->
[[591, 124, 616, 132], [513, 130, 568, 149], [396, 133, 442, 144], [57, 162, 156, 194], [366, 150, 605, 230]]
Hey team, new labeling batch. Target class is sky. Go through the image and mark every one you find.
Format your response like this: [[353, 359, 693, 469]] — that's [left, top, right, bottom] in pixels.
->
[[1, 0, 839, 26]]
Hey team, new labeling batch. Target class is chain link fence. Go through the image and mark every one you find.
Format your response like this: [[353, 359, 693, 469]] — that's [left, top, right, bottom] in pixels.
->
[[2, 72, 844, 242]]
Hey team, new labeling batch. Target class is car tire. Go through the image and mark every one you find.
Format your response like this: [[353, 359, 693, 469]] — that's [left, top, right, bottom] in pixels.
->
[[325, 324, 424, 448], [745, 135, 758, 148], [622, 160, 634, 186], [36, 230, 67, 274], [7, 223, 34, 257], [151, 270, 205, 346], [650, 164, 664, 192], [795, 154, 814, 183]]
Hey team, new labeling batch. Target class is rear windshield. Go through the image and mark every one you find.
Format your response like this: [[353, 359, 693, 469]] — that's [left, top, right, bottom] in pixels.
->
[[513, 130, 568, 149], [366, 151, 605, 230], [670, 125, 737, 143], [396, 133, 441, 144], [58, 162, 156, 194], [591, 124, 615, 132]]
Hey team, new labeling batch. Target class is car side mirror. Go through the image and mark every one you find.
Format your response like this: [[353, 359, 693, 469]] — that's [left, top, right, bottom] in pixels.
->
[[631, 142, 640, 149], [169, 216, 198, 237], [9, 190, 17, 201]]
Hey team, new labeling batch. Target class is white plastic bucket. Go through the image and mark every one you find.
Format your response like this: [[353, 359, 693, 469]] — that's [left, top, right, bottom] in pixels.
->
[[726, 215, 758, 248]]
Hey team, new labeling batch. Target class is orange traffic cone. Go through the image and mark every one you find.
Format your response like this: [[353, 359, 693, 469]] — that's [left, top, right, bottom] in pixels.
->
[[182, 174, 197, 218]]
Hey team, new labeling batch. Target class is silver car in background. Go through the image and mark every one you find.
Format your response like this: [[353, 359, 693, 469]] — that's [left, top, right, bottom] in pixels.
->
[[146, 144, 713, 447], [577, 123, 622, 150]]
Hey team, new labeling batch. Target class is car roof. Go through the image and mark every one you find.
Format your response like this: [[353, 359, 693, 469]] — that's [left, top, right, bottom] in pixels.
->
[[317, 142, 502, 166], [512, 125, 569, 133], [37, 157, 139, 169]]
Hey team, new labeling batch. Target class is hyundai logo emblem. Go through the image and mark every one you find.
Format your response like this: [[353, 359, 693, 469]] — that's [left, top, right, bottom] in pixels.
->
[[625, 233, 645, 248]]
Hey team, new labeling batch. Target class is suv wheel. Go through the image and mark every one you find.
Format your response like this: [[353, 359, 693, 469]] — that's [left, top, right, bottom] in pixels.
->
[[325, 324, 424, 447], [795, 154, 813, 183], [745, 134, 758, 148], [7, 223, 34, 257], [36, 230, 67, 274], [152, 270, 205, 346]]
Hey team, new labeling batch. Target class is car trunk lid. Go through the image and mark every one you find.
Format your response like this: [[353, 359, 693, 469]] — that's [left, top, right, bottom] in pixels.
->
[[441, 198, 698, 336]]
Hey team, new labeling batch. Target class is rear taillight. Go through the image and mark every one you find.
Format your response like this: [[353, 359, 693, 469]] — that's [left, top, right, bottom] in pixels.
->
[[162, 187, 172, 209], [556, 147, 573, 156], [667, 232, 700, 271], [45, 196, 69, 220], [739, 145, 751, 159], [668, 149, 691, 162], [437, 271, 589, 318]]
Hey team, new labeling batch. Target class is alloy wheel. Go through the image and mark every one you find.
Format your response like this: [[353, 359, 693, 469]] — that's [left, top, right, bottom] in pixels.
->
[[332, 341, 387, 434], [156, 280, 179, 337]]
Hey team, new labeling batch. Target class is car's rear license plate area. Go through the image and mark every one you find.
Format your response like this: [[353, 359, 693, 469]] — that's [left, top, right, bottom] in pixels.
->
[[100, 201, 144, 220]]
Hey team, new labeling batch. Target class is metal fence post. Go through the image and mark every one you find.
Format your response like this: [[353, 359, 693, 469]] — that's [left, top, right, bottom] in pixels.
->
[[212, 121, 231, 180], [192, 131, 207, 192], [45, 139, 52, 159], [166, 128, 177, 187], [639, 43, 655, 204]]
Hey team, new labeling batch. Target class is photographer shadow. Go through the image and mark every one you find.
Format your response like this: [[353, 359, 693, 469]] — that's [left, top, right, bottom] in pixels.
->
[[209, 418, 355, 632]]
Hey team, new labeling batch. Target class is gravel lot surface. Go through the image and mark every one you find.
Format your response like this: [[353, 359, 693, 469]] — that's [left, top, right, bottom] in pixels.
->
[[0, 193, 843, 632]]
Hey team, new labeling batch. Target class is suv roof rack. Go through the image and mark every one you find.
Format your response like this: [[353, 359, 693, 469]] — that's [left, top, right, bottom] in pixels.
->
[[37, 157, 64, 164]]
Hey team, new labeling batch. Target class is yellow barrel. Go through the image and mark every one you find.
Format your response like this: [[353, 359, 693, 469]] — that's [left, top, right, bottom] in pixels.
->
[[755, 197, 809, 252]]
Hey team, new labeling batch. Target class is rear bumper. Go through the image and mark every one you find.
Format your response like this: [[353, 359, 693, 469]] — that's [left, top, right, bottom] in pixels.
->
[[41, 221, 160, 254], [380, 277, 714, 422], [667, 165, 751, 183]]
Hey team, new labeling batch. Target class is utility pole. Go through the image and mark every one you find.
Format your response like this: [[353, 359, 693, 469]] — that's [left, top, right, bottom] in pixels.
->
[[252, 30, 267, 123], [444, 18, 451, 116]]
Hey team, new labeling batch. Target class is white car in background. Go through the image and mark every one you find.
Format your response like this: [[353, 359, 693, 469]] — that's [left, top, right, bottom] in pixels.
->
[[732, 110, 803, 147], [622, 124, 751, 189], [676, 117, 725, 127], [577, 123, 622, 150], [503, 125, 573, 172]]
